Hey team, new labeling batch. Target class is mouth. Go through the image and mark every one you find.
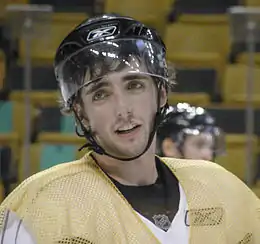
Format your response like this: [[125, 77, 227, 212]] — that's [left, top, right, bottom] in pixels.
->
[[115, 125, 141, 135]]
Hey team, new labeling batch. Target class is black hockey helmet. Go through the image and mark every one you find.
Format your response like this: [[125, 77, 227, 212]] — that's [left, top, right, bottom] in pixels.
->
[[54, 14, 174, 160], [157, 103, 225, 158], [54, 13, 172, 112]]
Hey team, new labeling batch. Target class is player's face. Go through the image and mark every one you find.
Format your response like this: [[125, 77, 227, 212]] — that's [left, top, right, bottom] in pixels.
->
[[182, 132, 214, 161], [79, 65, 166, 159]]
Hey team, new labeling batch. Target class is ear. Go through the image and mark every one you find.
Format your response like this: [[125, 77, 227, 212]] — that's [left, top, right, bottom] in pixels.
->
[[162, 137, 179, 157], [159, 86, 167, 109]]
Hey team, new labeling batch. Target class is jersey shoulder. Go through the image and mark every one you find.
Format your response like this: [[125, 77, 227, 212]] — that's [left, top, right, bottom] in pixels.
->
[[161, 157, 259, 202], [161, 156, 225, 172], [0, 156, 95, 210]]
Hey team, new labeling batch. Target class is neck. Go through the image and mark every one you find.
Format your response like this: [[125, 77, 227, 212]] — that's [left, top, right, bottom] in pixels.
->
[[92, 141, 158, 186]]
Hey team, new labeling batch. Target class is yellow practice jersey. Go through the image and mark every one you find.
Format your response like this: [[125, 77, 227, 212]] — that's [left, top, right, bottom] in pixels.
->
[[0, 152, 259, 243]]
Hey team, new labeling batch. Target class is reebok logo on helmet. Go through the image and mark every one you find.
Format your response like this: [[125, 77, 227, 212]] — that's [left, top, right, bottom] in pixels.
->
[[87, 25, 117, 41]]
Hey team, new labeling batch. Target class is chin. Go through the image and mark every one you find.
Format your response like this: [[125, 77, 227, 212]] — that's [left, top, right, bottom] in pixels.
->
[[99, 133, 149, 158], [111, 145, 146, 159]]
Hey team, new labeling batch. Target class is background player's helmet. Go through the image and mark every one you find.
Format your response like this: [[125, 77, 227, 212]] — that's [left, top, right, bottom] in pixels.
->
[[54, 14, 174, 160], [157, 103, 225, 159]]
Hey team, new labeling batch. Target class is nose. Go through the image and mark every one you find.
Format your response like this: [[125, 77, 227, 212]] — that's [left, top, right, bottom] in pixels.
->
[[114, 90, 133, 119]]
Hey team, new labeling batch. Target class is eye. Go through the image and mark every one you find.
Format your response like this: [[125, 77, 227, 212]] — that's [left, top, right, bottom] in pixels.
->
[[127, 80, 144, 90], [92, 90, 109, 101]]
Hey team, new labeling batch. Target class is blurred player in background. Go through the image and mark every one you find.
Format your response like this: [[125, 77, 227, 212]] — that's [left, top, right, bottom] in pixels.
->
[[157, 102, 225, 161], [0, 14, 259, 244]]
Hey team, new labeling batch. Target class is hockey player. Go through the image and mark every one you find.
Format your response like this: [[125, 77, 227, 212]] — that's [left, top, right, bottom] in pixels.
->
[[0, 14, 259, 244], [157, 102, 225, 161]]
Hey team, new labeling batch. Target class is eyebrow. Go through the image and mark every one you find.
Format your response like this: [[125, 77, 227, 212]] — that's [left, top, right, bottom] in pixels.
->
[[122, 73, 150, 82], [86, 80, 109, 95], [84, 73, 150, 95]]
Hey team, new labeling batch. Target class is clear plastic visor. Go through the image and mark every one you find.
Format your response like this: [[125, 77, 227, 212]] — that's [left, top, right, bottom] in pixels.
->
[[55, 39, 168, 109]]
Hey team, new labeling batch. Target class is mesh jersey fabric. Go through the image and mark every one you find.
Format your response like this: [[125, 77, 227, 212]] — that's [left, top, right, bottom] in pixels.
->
[[0, 151, 259, 244]]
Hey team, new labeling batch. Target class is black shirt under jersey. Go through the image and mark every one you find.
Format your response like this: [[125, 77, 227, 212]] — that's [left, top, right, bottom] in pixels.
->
[[110, 158, 180, 232]]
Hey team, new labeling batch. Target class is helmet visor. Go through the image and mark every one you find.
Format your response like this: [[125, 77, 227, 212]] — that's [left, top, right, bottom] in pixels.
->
[[55, 39, 168, 110]]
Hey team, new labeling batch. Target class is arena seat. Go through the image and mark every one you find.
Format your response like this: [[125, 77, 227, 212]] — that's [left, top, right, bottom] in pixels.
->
[[10, 91, 59, 107], [104, 0, 171, 36], [245, 0, 260, 6], [216, 134, 258, 181], [39, 107, 75, 133], [7, 0, 28, 4], [19, 143, 41, 178], [0, 102, 20, 176], [0, 100, 36, 141], [30, 0, 94, 12], [174, 67, 217, 99], [165, 21, 230, 86], [38, 132, 85, 145], [19, 12, 88, 63], [0, 101, 19, 141], [7, 63, 59, 107], [237, 53, 260, 66], [0, 101, 13, 133], [19, 138, 86, 179], [206, 105, 260, 135], [168, 0, 239, 15], [229, 40, 260, 65], [7, 64, 57, 90], [178, 13, 228, 24], [39, 107, 61, 132], [0, 0, 28, 20], [40, 144, 77, 170], [38, 133, 86, 163], [223, 64, 260, 105], [165, 20, 230, 56], [37, 133, 86, 160], [12, 101, 37, 139]]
